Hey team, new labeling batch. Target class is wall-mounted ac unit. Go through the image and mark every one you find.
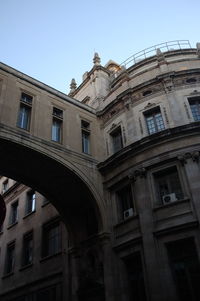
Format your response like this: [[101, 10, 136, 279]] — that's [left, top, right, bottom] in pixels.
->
[[124, 208, 134, 219], [162, 193, 177, 204]]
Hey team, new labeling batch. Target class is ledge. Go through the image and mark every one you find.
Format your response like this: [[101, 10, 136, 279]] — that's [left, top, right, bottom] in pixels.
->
[[23, 210, 36, 219], [19, 263, 33, 271], [7, 221, 18, 229], [98, 122, 200, 173], [2, 272, 14, 279], [40, 251, 62, 262]]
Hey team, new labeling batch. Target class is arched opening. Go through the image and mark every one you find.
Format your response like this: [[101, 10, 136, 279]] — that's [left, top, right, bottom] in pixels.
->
[[0, 137, 103, 244]]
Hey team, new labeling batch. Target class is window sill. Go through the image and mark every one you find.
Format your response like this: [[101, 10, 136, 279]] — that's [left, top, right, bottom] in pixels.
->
[[40, 251, 62, 262], [114, 213, 138, 227], [7, 221, 18, 229], [51, 139, 62, 144], [19, 263, 33, 271], [153, 197, 190, 211], [41, 201, 50, 208], [23, 210, 36, 219], [2, 272, 14, 279]]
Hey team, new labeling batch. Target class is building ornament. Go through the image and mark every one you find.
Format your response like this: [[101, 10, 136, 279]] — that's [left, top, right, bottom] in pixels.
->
[[177, 151, 200, 165], [144, 102, 157, 110], [183, 102, 191, 120], [128, 168, 147, 182], [156, 48, 166, 65], [197, 43, 200, 58], [93, 52, 101, 66], [69, 78, 77, 93]]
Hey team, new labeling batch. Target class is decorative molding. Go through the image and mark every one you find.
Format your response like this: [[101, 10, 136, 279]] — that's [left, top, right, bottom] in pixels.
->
[[183, 102, 191, 119], [163, 107, 169, 124], [128, 168, 147, 181], [144, 102, 157, 110], [139, 117, 143, 135], [177, 151, 200, 165]]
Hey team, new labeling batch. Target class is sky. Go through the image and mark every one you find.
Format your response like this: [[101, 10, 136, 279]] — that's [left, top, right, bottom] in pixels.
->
[[1, 0, 200, 94]]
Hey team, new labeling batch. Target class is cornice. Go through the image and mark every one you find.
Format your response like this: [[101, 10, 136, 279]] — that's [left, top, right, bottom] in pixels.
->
[[97, 122, 200, 174]]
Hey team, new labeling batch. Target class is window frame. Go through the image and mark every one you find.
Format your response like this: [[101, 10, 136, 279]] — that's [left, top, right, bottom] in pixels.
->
[[115, 182, 135, 221], [110, 126, 123, 154], [188, 96, 200, 122], [25, 190, 36, 216], [150, 163, 186, 207], [21, 231, 33, 267], [81, 120, 90, 154], [42, 218, 62, 258], [17, 92, 33, 131], [4, 241, 15, 275], [9, 200, 18, 226], [144, 106, 165, 135], [51, 107, 63, 143]]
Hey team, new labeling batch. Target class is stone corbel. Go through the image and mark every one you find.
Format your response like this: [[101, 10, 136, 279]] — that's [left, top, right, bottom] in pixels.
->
[[178, 152, 200, 165], [162, 76, 174, 93], [192, 151, 200, 162], [129, 168, 147, 182], [123, 95, 132, 110], [177, 154, 187, 165]]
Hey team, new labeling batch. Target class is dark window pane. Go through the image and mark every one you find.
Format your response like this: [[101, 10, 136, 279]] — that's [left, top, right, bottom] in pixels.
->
[[124, 252, 147, 301], [111, 127, 123, 153], [167, 238, 200, 301]]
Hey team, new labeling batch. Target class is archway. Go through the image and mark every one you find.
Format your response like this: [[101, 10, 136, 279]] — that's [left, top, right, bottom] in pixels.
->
[[0, 136, 104, 243]]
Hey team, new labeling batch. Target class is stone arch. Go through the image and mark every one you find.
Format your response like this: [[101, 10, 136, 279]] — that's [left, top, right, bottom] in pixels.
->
[[0, 127, 106, 244]]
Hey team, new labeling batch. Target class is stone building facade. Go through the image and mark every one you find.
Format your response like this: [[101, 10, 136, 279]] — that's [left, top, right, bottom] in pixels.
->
[[0, 40, 200, 301]]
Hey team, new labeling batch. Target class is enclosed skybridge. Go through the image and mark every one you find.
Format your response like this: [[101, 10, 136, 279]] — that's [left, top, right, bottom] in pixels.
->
[[0, 62, 107, 244]]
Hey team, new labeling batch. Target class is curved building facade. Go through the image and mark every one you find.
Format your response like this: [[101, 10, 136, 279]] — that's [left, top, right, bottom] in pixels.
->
[[70, 41, 200, 301]]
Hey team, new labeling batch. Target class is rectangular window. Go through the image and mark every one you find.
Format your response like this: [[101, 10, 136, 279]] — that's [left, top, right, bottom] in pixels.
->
[[52, 107, 63, 143], [189, 97, 200, 121], [167, 238, 200, 301], [22, 231, 33, 266], [9, 200, 18, 225], [4, 241, 15, 274], [154, 166, 183, 205], [117, 184, 134, 220], [25, 190, 36, 215], [124, 252, 147, 301], [144, 107, 165, 135], [17, 93, 32, 130], [42, 219, 61, 257], [2, 179, 8, 194], [110, 126, 123, 153], [81, 120, 90, 154]]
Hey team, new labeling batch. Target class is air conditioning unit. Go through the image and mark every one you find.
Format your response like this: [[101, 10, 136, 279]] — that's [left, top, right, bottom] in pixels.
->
[[123, 208, 134, 220], [162, 193, 177, 204]]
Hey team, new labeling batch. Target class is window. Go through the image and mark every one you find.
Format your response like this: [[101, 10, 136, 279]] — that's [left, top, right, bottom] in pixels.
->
[[167, 238, 200, 301], [124, 252, 147, 301], [17, 93, 32, 130], [9, 200, 18, 225], [144, 107, 165, 134], [110, 126, 123, 153], [81, 120, 90, 154], [117, 184, 134, 220], [4, 241, 15, 274], [42, 219, 61, 257], [22, 231, 33, 266], [189, 97, 200, 121], [25, 190, 36, 215], [154, 166, 183, 205], [52, 107, 63, 143], [2, 179, 8, 194]]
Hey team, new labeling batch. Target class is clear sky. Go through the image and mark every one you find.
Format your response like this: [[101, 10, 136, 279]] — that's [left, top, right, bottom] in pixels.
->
[[1, 0, 199, 94]]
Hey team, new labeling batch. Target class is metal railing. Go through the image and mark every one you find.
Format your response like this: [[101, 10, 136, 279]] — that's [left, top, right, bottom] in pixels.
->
[[120, 40, 191, 69]]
